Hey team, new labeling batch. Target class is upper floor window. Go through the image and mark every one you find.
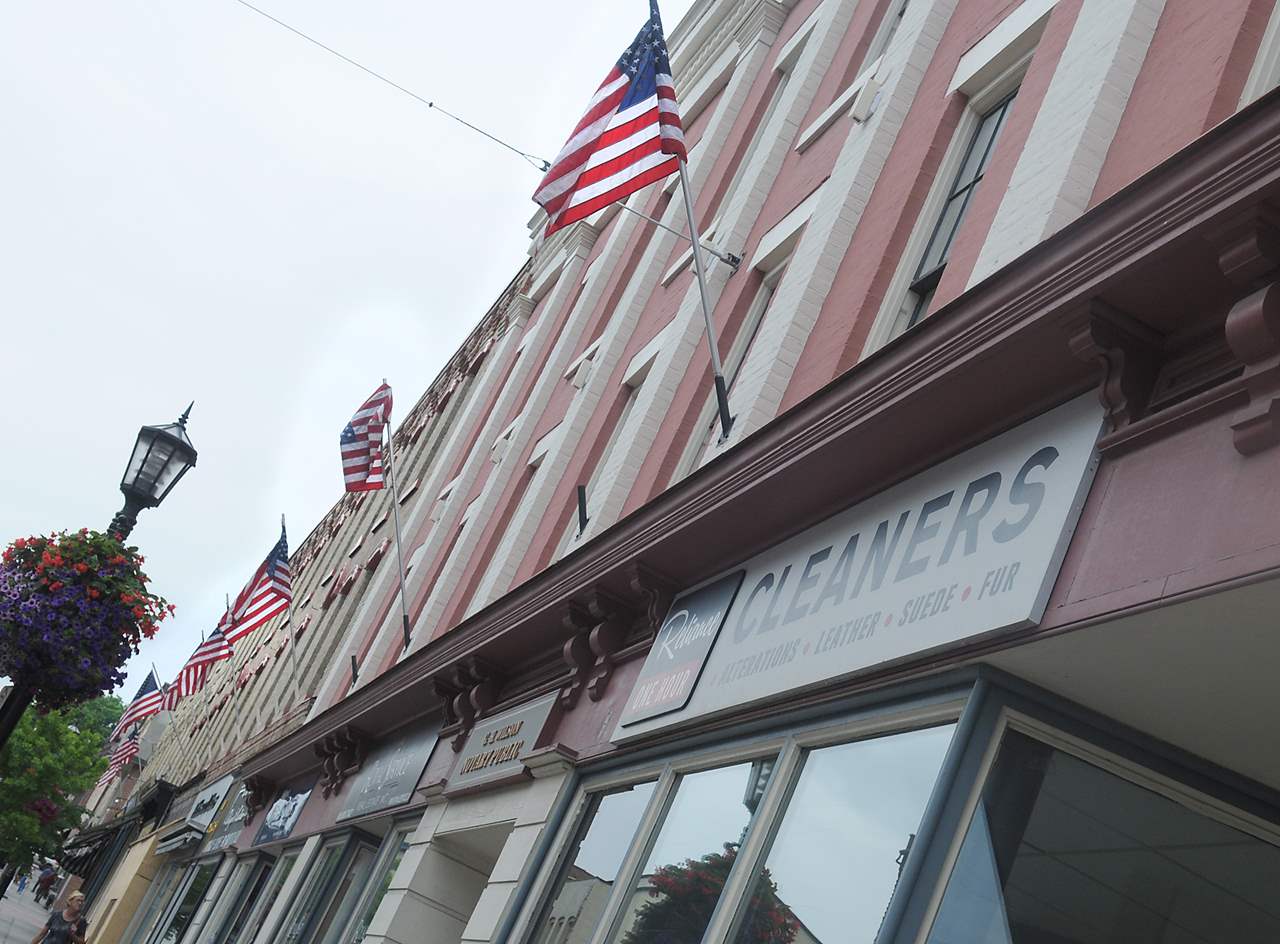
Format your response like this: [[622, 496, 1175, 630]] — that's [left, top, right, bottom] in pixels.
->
[[904, 90, 1017, 328]]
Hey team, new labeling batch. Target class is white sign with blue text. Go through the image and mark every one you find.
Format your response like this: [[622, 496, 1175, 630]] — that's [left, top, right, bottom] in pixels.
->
[[616, 394, 1103, 739]]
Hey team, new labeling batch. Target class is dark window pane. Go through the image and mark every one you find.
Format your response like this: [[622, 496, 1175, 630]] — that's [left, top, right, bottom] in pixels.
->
[[609, 760, 775, 944], [155, 863, 218, 944], [536, 782, 657, 944], [908, 92, 1018, 317], [343, 831, 412, 944], [927, 730, 1280, 944], [731, 725, 955, 944]]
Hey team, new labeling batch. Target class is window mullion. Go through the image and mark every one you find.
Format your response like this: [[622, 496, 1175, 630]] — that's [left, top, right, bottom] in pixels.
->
[[702, 738, 804, 944], [588, 765, 680, 944]]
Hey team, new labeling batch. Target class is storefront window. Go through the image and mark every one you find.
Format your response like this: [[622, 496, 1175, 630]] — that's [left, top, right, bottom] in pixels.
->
[[607, 759, 775, 944], [534, 781, 658, 944], [201, 858, 254, 944], [730, 724, 956, 944], [126, 864, 184, 944], [280, 838, 348, 944], [337, 827, 415, 944], [152, 861, 218, 944], [227, 849, 298, 944], [309, 843, 378, 944], [926, 729, 1280, 944], [214, 858, 273, 944]]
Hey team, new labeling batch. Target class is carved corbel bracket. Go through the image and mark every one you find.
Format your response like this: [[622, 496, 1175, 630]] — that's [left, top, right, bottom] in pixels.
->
[[628, 563, 676, 640], [1066, 301, 1162, 432], [442, 657, 504, 752], [243, 774, 276, 818], [560, 589, 634, 709], [1210, 206, 1280, 454], [314, 725, 370, 798]]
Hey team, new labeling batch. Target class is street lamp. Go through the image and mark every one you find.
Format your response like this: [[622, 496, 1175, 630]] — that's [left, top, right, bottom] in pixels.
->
[[108, 404, 198, 541]]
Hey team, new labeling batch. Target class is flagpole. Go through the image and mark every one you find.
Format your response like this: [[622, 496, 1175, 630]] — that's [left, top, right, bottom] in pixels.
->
[[282, 517, 305, 714], [381, 380, 413, 650], [677, 159, 734, 441]]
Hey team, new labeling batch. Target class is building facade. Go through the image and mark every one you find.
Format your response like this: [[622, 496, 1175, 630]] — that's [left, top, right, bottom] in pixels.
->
[[66, 0, 1280, 943]]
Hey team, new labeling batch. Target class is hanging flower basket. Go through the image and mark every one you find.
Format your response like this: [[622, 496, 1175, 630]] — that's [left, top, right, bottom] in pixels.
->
[[0, 530, 174, 709]]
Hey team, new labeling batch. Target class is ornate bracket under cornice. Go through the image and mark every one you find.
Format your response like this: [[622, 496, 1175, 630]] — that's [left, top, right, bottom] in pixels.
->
[[1066, 300, 1163, 432], [314, 725, 370, 798], [733, 0, 790, 50], [560, 589, 635, 709], [1210, 205, 1280, 454], [436, 656, 504, 751], [628, 562, 676, 639], [243, 774, 276, 818]]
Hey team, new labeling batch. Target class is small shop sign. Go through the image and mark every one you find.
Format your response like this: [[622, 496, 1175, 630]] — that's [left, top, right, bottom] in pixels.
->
[[337, 722, 440, 822], [254, 778, 315, 846], [204, 780, 251, 853], [448, 693, 558, 793], [618, 394, 1103, 739]]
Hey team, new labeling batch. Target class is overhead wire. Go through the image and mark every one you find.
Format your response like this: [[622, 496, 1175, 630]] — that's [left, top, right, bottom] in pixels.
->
[[228, 0, 552, 172]]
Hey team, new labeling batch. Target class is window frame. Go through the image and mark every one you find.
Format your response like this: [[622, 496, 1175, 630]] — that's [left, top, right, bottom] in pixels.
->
[[862, 54, 1030, 356], [510, 671, 1280, 944], [329, 818, 420, 944], [511, 686, 967, 944], [274, 828, 381, 944]]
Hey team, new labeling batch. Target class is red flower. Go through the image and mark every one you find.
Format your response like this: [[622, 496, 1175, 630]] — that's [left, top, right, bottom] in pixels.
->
[[48, 581, 63, 592], [132, 605, 145, 619], [14, 538, 26, 549], [87, 588, 100, 599], [74, 563, 89, 574]]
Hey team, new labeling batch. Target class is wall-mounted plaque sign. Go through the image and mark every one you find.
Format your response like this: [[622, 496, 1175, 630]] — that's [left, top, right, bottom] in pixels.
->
[[203, 781, 251, 854], [449, 693, 558, 793], [337, 722, 440, 822], [254, 778, 315, 846], [619, 570, 745, 726], [617, 394, 1103, 741]]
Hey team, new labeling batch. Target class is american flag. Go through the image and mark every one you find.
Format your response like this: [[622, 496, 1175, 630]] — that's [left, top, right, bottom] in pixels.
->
[[96, 727, 140, 788], [109, 671, 163, 741], [341, 383, 394, 492], [534, 0, 686, 238], [220, 524, 292, 646], [161, 626, 233, 712]]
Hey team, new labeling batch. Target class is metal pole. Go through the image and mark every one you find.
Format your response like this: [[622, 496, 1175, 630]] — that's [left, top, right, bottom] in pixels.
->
[[615, 200, 741, 269], [678, 160, 734, 440], [280, 531, 305, 713], [381, 390, 413, 650]]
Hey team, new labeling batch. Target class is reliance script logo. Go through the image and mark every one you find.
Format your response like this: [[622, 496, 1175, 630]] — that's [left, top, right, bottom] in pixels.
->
[[657, 607, 726, 661]]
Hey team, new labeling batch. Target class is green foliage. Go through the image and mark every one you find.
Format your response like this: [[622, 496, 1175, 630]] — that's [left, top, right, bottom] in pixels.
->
[[621, 845, 797, 944], [0, 695, 122, 871]]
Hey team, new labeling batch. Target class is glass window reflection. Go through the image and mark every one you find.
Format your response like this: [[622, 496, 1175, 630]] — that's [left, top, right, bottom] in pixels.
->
[[731, 725, 956, 944], [609, 759, 775, 944], [927, 729, 1280, 944], [534, 781, 657, 944]]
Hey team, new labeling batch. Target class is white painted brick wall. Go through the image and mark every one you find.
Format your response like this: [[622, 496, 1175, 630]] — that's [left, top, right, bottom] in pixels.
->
[[701, 0, 961, 463], [308, 305, 535, 711], [511, 1, 830, 560], [968, 0, 1167, 285]]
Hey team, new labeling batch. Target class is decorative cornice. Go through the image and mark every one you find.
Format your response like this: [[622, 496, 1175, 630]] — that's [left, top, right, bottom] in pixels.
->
[[240, 88, 1280, 783]]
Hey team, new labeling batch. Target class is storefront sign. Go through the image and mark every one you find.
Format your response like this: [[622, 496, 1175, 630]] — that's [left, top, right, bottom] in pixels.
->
[[203, 781, 251, 854], [337, 722, 441, 822], [156, 774, 237, 854], [449, 693, 557, 792], [619, 571, 745, 725], [618, 395, 1103, 738], [254, 779, 314, 846], [188, 774, 235, 833]]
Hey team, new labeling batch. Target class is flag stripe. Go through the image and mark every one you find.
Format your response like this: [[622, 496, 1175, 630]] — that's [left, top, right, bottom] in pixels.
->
[[534, 0, 687, 238]]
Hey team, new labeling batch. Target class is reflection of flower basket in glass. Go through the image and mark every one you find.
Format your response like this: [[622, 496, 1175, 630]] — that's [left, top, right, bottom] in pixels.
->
[[621, 844, 798, 944], [0, 530, 173, 710]]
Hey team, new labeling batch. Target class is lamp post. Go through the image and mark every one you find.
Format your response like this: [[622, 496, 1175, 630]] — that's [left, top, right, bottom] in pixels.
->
[[0, 407, 197, 752], [109, 404, 198, 541]]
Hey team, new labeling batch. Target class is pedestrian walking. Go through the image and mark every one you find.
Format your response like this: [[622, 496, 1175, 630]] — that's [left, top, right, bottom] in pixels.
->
[[30, 889, 87, 944], [16, 869, 29, 894], [33, 864, 56, 907]]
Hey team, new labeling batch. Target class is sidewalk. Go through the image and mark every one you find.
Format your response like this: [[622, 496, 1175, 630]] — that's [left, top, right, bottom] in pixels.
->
[[0, 889, 50, 943]]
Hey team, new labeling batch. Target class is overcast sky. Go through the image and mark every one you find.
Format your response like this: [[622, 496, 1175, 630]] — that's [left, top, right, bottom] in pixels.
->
[[0, 0, 695, 702]]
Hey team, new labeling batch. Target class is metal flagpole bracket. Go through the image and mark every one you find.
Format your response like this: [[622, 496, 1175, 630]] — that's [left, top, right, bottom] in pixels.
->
[[615, 201, 742, 272]]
